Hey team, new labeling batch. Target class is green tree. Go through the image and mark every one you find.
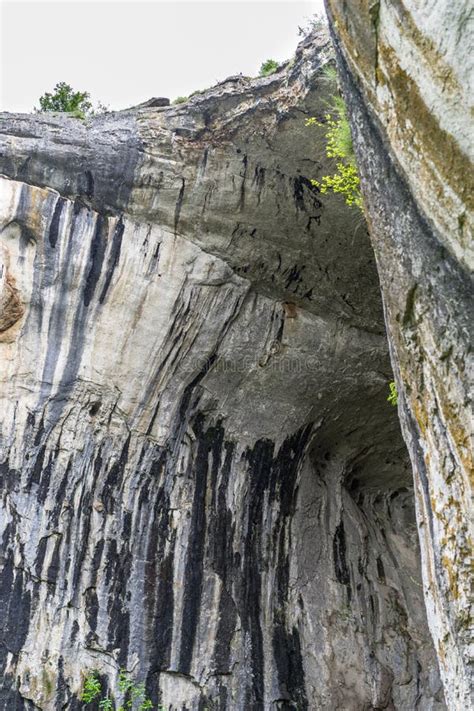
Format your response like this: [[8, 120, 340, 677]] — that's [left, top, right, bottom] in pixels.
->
[[36, 82, 93, 118]]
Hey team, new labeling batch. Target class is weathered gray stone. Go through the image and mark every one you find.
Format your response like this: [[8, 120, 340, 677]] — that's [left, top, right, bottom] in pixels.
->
[[0, 30, 445, 709], [325, 1, 473, 708]]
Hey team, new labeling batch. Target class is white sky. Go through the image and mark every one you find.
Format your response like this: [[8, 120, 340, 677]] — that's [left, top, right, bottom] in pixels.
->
[[1, 0, 324, 112]]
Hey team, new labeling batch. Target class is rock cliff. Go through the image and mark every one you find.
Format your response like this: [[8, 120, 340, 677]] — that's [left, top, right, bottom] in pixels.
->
[[0, 30, 447, 710], [325, 1, 473, 708]]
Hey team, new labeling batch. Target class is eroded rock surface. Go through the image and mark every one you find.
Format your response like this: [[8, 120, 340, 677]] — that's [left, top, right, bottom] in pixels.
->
[[325, 2, 473, 707], [0, 32, 444, 709]]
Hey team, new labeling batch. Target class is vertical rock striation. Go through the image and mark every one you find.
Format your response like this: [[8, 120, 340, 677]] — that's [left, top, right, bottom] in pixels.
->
[[0, 31, 445, 709], [325, 1, 473, 707]]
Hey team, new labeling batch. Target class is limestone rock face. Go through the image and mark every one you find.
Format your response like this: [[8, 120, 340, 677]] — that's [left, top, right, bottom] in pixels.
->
[[0, 32, 444, 709], [324, 2, 473, 708]]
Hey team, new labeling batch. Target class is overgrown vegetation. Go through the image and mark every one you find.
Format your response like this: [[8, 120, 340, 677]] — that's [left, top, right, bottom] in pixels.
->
[[35, 82, 107, 119], [172, 95, 188, 104], [259, 59, 279, 77], [81, 672, 102, 703], [387, 381, 398, 406], [306, 68, 362, 209], [81, 670, 156, 710]]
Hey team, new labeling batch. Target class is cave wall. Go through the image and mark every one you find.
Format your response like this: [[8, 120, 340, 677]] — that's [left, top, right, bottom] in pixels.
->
[[324, 2, 473, 708], [0, 31, 445, 709]]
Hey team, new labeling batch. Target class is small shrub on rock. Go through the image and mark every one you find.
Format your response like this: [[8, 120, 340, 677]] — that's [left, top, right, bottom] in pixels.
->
[[259, 59, 279, 77]]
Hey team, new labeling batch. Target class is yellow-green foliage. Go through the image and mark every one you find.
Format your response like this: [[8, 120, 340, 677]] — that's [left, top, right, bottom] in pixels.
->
[[314, 162, 361, 208], [306, 89, 362, 210], [387, 381, 398, 406]]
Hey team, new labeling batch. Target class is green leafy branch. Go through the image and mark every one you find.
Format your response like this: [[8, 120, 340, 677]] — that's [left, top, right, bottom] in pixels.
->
[[82, 672, 102, 703], [306, 78, 362, 210], [81, 670, 158, 710]]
